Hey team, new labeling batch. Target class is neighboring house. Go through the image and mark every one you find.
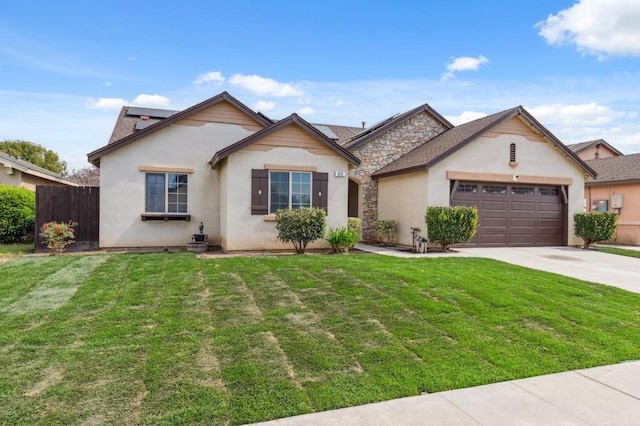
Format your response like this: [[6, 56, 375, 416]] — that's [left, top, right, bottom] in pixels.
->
[[88, 92, 359, 251], [0, 151, 78, 190], [583, 154, 640, 246], [372, 107, 596, 247], [568, 139, 623, 161], [89, 92, 595, 251]]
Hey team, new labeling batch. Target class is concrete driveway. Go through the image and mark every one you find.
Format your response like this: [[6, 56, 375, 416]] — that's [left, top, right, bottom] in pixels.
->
[[456, 245, 640, 294]]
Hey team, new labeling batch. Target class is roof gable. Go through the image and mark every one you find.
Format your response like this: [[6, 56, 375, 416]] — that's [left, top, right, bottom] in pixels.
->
[[568, 139, 623, 159], [372, 106, 596, 179], [210, 114, 361, 167], [88, 92, 272, 166], [342, 104, 453, 151]]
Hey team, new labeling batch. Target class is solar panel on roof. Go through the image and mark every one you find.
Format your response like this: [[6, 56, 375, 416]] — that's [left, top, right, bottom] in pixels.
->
[[349, 113, 400, 140], [313, 125, 339, 140], [135, 119, 160, 130], [126, 107, 179, 119]]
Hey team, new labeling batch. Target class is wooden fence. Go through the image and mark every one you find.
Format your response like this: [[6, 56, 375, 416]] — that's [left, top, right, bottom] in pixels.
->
[[35, 186, 99, 253]]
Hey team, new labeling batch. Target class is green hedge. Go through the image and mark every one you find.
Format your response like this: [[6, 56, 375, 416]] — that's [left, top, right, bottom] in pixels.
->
[[0, 185, 36, 244], [426, 206, 478, 251], [574, 212, 617, 249], [374, 220, 395, 246]]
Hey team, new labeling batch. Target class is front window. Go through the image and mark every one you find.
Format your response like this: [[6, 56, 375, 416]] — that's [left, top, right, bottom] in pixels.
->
[[269, 171, 311, 213], [145, 173, 188, 213]]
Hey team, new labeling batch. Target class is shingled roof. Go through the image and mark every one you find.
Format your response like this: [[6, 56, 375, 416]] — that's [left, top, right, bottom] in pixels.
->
[[342, 104, 454, 151], [372, 106, 596, 179], [567, 139, 623, 157], [585, 153, 640, 185], [0, 151, 79, 186]]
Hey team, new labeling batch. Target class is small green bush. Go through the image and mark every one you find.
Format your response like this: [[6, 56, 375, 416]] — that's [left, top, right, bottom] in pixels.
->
[[374, 220, 395, 246], [574, 212, 617, 249], [326, 226, 360, 253], [0, 185, 36, 243], [347, 217, 362, 244], [275, 207, 326, 254], [426, 206, 479, 251]]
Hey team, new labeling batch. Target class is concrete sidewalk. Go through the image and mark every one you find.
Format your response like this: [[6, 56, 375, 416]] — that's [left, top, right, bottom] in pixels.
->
[[255, 361, 640, 425]]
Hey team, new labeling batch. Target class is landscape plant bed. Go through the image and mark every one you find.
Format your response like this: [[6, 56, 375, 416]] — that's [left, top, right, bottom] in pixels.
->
[[1, 252, 640, 424]]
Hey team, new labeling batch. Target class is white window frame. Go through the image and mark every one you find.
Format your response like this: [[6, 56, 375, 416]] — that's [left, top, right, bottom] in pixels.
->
[[145, 172, 188, 214], [268, 170, 312, 214]]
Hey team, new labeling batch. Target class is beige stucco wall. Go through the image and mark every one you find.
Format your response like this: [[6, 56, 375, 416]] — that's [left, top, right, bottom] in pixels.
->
[[377, 170, 428, 246], [0, 168, 74, 190], [587, 183, 640, 245], [99, 122, 255, 248], [220, 147, 351, 251], [377, 132, 588, 247]]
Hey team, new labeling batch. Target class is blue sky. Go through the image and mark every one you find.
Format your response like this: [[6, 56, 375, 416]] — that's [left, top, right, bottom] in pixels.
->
[[1, 0, 639, 172]]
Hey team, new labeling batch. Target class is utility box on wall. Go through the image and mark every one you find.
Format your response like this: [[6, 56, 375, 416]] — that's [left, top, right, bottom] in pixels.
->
[[612, 194, 623, 209]]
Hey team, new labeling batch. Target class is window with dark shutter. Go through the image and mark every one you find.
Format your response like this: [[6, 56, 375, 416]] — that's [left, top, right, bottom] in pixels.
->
[[313, 172, 328, 212], [251, 169, 269, 215]]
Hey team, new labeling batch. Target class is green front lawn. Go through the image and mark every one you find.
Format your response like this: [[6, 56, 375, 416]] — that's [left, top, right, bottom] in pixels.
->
[[597, 247, 640, 258], [1, 252, 640, 424], [0, 242, 34, 257]]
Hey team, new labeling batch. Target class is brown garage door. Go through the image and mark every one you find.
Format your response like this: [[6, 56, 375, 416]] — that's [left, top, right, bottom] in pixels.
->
[[451, 181, 566, 247]]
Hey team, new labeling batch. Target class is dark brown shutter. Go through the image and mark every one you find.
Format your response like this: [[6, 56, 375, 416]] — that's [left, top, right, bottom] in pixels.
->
[[251, 169, 269, 215], [313, 172, 328, 213]]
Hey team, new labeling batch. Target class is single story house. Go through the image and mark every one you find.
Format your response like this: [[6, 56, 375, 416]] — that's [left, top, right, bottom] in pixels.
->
[[0, 151, 78, 190], [88, 92, 595, 251], [88, 92, 359, 251], [568, 140, 640, 246]]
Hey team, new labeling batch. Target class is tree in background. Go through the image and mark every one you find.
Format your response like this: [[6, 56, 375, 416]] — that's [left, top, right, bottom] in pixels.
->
[[68, 166, 100, 186], [0, 139, 68, 176]]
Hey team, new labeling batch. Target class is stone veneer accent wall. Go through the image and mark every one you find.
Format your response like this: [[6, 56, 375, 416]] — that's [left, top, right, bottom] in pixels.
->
[[349, 112, 448, 240]]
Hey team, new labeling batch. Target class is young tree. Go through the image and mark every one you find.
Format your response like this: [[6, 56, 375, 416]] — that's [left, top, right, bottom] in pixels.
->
[[574, 212, 617, 249], [0, 139, 68, 176], [68, 166, 100, 186], [426, 206, 479, 252]]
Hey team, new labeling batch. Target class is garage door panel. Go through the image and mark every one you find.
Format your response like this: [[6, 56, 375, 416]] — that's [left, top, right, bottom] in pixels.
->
[[452, 182, 564, 247], [511, 201, 535, 212]]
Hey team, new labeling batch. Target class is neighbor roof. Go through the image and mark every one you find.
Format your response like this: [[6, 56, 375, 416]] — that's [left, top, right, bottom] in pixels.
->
[[210, 114, 361, 167], [0, 151, 79, 186], [342, 104, 454, 151], [371, 106, 597, 179], [568, 139, 623, 156], [88, 92, 274, 166], [108, 106, 180, 144], [585, 153, 640, 185]]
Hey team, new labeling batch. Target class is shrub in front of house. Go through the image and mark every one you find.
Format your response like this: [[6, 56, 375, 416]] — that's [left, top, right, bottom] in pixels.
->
[[426, 206, 479, 252], [39, 221, 78, 255], [326, 226, 360, 253], [275, 207, 326, 254], [574, 212, 617, 249], [0, 185, 36, 244], [347, 217, 362, 246], [374, 220, 395, 246]]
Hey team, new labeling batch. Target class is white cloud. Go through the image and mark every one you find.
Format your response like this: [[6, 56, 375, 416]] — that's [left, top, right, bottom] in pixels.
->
[[252, 100, 275, 111], [446, 111, 487, 125], [193, 71, 225, 85], [527, 102, 625, 127], [86, 94, 170, 111], [128, 55, 136, 61], [334, 100, 344, 107], [86, 97, 128, 111], [104, 81, 112, 87], [297, 106, 314, 115], [132, 94, 170, 108], [229, 74, 304, 97], [441, 56, 489, 80], [537, 0, 640, 58]]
